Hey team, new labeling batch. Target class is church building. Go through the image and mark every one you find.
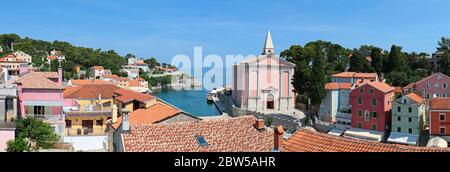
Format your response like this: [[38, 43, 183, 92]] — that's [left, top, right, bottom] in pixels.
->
[[232, 31, 296, 112]]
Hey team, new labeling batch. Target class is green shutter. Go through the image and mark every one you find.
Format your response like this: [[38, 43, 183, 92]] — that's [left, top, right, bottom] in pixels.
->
[[45, 106, 52, 115], [27, 106, 34, 115]]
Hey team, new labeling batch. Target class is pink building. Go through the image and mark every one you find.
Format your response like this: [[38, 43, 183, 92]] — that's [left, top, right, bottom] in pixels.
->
[[350, 81, 395, 132], [12, 67, 65, 137], [232, 31, 296, 112], [404, 73, 450, 99], [0, 123, 15, 152]]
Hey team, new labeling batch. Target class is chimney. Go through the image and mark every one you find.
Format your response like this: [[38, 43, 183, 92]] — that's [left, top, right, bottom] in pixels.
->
[[58, 65, 63, 84], [273, 125, 284, 152], [122, 108, 131, 132], [255, 119, 265, 130], [112, 105, 118, 123], [19, 63, 29, 75]]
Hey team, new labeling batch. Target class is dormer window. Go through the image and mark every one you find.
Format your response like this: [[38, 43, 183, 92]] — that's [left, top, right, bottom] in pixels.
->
[[196, 136, 208, 147]]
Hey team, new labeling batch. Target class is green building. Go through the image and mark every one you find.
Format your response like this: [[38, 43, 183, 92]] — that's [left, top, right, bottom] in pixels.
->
[[388, 92, 426, 145]]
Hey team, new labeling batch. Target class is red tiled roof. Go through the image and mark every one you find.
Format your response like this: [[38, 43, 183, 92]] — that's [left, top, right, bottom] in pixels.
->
[[430, 98, 450, 110], [112, 101, 183, 129], [331, 72, 355, 78], [64, 84, 121, 99], [103, 75, 118, 78], [367, 82, 395, 93], [47, 56, 58, 60], [354, 73, 378, 78], [70, 79, 113, 86], [325, 83, 353, 90], [283, 129, 449, 152], [129, 80, 142, 87], [114, 89, 155, 103], [116, 77, 130, 81], [93, 66, 105, 70], [406, 92, 425, 104], [37, 72, 59, 79], [394, 87, 403, 94], [121, 116, 274, 152], [332, 72, 377, 79], [14, 72, 64, 90]]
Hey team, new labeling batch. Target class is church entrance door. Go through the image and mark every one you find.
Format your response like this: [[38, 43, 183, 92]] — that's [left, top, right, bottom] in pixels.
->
[[267, 94, 275, 110]]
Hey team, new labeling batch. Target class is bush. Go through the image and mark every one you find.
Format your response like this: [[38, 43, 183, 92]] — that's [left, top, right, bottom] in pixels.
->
[[265, 118, 273, 127], [6, 139, 29, 152]]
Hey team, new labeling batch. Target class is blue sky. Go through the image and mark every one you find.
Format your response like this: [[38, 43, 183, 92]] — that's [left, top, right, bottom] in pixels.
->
[[2, 0, 450, 63]]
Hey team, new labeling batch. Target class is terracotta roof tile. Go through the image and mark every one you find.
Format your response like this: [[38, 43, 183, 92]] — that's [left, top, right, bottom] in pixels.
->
[[93, 66, 105, 70], [331, 72, 355, 78], [394, 87, 403, 94], [430, 98, 450, 110], [121, 116, 274, 152], [354, 73, 377, 78], [112, 101, 182, 129], [64, 84, 121, 99], [114, 89, 155, 103], [116, 77, 130, 81], [14, 72, 64, 90], [70, 79, 113, 86], [129, 80, 142, 87], [283, 129, 450, 152], [367, 82, 395, 93], [332, 72, 377, 79], [47, 56, 58, 60], [36, 72, 58, 79], [325, 83, 353, 90], [103, 75, 118, 78], [406, 92, 425, 104]]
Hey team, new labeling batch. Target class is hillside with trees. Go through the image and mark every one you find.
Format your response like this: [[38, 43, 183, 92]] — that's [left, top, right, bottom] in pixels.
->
[[0, 34, 127, 80]]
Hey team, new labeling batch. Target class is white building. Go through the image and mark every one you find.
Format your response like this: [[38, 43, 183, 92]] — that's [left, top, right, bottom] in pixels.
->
[[13, 51, 32, 64]]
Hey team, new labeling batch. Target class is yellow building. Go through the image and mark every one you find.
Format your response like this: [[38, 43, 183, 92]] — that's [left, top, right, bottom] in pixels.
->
[[63, 84, 121, 136], [113, 88, 157, 115]]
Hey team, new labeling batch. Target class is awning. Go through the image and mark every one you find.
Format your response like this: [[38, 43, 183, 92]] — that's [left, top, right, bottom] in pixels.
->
[[387, 132, 419, 145], [23, 100, 64, 106], [344, 128, 384, 142], [328, 128, 346, 136]]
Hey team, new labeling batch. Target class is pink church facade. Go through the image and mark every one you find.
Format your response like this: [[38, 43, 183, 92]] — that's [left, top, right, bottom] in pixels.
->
[[232, 32, 296, 112]]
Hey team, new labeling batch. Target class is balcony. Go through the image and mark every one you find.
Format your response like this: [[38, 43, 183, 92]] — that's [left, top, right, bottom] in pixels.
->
[[336, 111, 352, 120], [64, 107, 112, 117], [28, 114, 65, 124], [65, 127, 108, 137]]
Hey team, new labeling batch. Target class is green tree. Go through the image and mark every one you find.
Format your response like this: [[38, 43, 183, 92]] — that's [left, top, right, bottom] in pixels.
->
[[371, 47, 384, 74], [8, 117, 60, 152], [385, 45, 408, 73], [308, 53, 328, 115], [387, 71, 409, 87], [281, 45, 314, 100], [349, 49, 372, 72], [438, 37, 450, 52], [6, 139, 29, 152], [438, 37, 450, 75]]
